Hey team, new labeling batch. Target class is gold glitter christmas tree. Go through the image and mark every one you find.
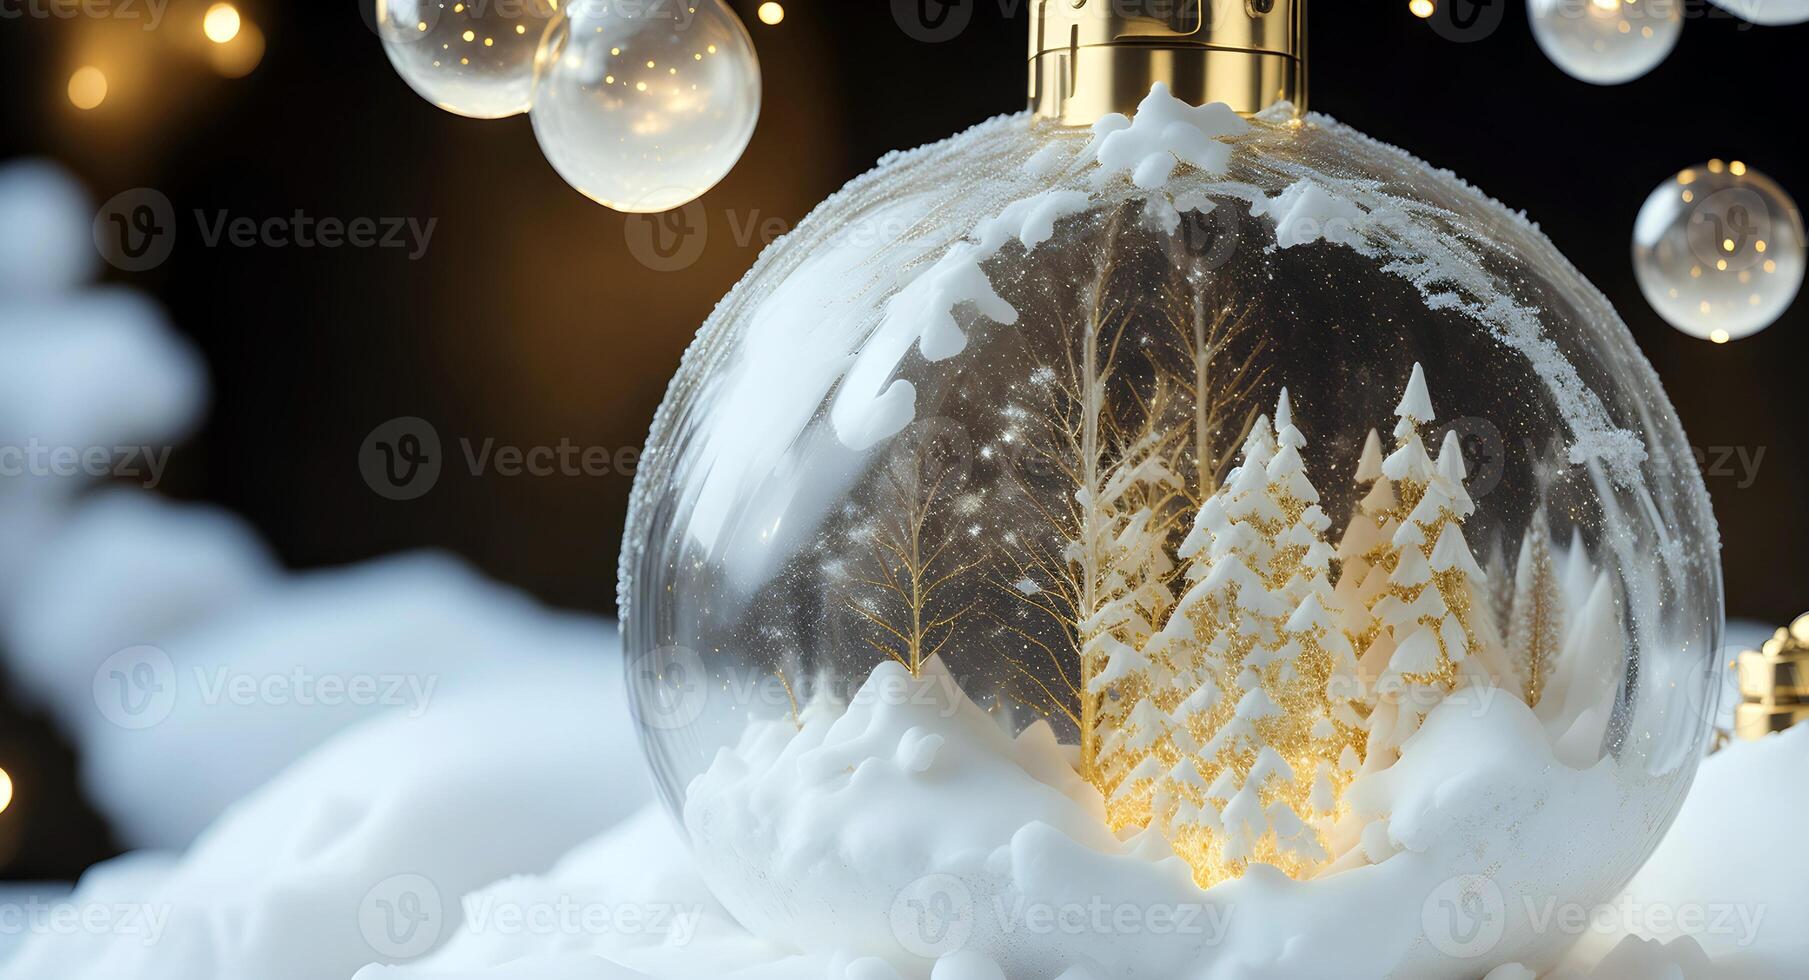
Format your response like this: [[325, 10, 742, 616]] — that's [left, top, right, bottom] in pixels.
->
[[1507, 511, 1565, 709], [1095, 391, 1362, 884]]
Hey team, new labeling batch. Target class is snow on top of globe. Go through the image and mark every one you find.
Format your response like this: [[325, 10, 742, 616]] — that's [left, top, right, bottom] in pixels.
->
[[795, 81, 1645, 484], [655, 79, 1692, 618], [1088, 82, 1249, 190]]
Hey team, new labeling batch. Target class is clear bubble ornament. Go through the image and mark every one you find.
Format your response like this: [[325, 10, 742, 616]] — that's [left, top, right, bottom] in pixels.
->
[[1528, 0, 1682, 85], [375, 0, 559, 119], [1634, 160, 1806, 342], [619, 2, 1722, 975], [529, 0, 760, 212]]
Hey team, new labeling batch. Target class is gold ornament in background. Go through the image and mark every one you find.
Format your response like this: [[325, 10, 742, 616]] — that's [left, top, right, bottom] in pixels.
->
[[1733, 614, 1809, 741]]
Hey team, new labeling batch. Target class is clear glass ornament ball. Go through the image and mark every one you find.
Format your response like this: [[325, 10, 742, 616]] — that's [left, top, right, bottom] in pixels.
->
[[529, 0, 760, 212], [1528, 0, 1682, 85], [375, 0, 559, 119], [620, 96, 1723, 975], [1634, 160, 1806, 342]]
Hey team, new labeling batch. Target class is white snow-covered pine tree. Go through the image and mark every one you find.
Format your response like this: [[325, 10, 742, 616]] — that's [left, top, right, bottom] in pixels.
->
[[1354, 365, 1496, 759], [1148, 391, 1356, 883], [1098, 418, 1278, 832], [1077, 428, 1183, 789]]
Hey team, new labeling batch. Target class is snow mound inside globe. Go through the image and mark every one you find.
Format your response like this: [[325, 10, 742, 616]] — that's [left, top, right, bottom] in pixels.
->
[[620, 85, 1722, 979]]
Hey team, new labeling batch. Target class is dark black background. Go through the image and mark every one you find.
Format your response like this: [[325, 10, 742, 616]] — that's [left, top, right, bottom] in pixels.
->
[[1, 0, 1804, 878]]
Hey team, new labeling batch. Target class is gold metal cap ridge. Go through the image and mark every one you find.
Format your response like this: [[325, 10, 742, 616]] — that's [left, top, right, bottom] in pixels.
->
[[1029, 0, 1307, 125]]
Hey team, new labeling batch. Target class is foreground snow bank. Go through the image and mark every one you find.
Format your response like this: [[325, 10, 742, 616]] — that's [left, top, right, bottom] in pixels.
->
[[681, 657, 1643, 979], [1558, 724, 1807, 978], [0, 665, 649, 980]]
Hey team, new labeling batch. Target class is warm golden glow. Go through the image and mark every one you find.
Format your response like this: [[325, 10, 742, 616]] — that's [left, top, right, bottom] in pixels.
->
[[68, 66, 108, 109], [0, 768, 11, 815], [203, 3, 241, 43], [1710, 329, 1730, 344], [1731, 160, 1748, 176], [757, 2, 785, 25], [1409, 0, 1435, 17], [208, 16, 265, 77]]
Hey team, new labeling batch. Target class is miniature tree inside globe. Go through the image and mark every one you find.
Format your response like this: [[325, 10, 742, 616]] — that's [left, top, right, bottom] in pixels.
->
[[619, 2, 1723, 975]]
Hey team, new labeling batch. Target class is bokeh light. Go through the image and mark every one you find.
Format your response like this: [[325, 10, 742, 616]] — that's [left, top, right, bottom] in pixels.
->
[[204, 3, 242, 44], [67, 66, 109, 110]]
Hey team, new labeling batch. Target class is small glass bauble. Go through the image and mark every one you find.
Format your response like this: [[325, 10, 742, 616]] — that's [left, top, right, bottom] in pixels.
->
[[1528, 0, 1682, 85], [1634, 160, 1806, 342], [375, 0, 559, 119], [529, 0, 760, 212]]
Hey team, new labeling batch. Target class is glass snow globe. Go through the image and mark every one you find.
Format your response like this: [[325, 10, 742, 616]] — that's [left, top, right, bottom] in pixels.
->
[[620, 1, 1723, 975]]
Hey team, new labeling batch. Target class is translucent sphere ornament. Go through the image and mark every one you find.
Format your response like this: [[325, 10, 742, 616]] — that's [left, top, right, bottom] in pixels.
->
[[374, 0, 559, 119], [1708, 0, 1809, 23], [529, 0, 760, 212], [1634, 160, 1806, 342], [620, 2, 1723, 976], [1528, 0, 1682, 85]]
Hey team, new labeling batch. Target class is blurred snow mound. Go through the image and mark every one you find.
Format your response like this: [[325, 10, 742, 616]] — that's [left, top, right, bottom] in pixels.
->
[[78, 550, 620, 849], [4, 490, 278, 723], [0, 669, 649, 980], [0, 158, 96, 296], [0, 288, 206, 459]]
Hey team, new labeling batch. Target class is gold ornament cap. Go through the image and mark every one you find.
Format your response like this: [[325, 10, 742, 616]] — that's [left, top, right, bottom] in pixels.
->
[[1732, 612, 1809, 741], [1029, 0, 1307, 125]]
